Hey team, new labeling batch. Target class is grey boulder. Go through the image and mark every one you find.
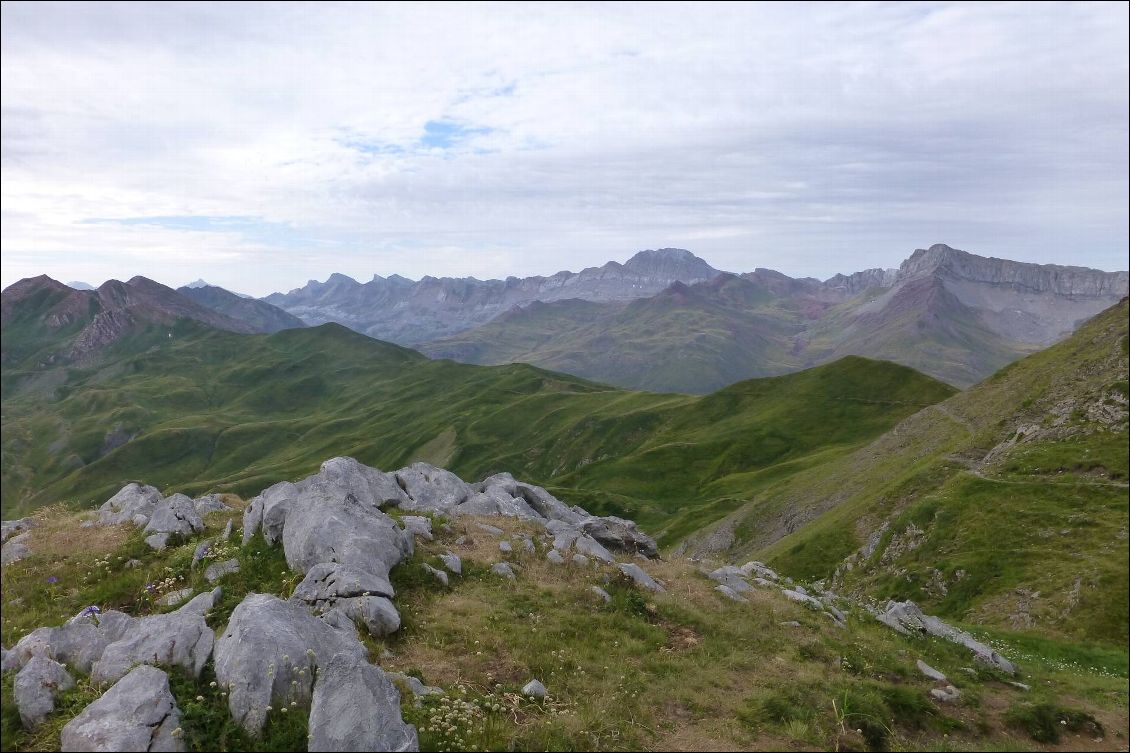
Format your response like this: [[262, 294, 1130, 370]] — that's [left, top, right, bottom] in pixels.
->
[[401, 516, 434, 541], [309, 653, 418, 752], [98, 483, 162, 527], [491, 562, 516, 580], [193, 494, 232, 516], [574, 534, 614, 564], [60, 665, 184, 752], [877, 600, 1016, 674], [438, 552, 461, 575], [213, 593, 366, 735], [521, 679, 547, 698], [8, 609, 136, 674], [394, 463, 473, 511], [143, 493, 204, 546], [714, 584, 747, 602], [421, 564, 449, 587], [1, 532, 32, 565], [14, 656, 74, 728]]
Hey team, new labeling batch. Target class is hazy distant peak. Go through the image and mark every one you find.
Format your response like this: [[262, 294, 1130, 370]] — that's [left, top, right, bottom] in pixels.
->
[[66, 281, 95, 290], [623, 248, 719, 278], [183, 278, 211, 288]]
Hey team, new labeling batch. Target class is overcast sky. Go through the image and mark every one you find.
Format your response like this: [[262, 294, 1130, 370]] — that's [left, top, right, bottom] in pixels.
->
[[2, 2, 1127, 296]]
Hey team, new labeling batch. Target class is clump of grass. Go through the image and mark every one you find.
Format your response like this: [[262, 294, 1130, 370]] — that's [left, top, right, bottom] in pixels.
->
[[1004, 702, 1103, 743]]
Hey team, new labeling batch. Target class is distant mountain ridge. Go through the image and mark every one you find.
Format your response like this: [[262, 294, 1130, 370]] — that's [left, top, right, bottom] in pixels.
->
[[263, 248, 721, 344], [422, 244, 1128, 390], [0, 276, 294, 368], [177, 284, 306, 334]]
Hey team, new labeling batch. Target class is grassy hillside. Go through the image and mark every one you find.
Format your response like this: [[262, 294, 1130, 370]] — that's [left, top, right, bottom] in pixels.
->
[[1, 321, 953, 546], [696, 299, 1129, 646], [3, 504, 1125, 752]]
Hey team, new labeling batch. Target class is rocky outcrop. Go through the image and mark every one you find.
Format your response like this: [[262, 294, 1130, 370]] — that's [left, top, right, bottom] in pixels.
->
[[212, 593, 369, 735], [308, 653, 419, 752], [1, 531, 32, 565], [875, 600, 1016, 674], [90, 590, 218, 684], [60, 665, 184, 752], [618, 563, 665, 593], [1, 517, 37, 543], [14, 656, 74, 728], [8, 608, 137, 674]]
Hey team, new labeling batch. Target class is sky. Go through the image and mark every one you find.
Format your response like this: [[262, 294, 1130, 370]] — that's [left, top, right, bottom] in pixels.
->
[[1, 2, 1127, 296]]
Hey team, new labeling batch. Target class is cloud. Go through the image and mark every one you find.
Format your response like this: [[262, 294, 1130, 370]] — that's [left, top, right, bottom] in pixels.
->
[[1, 2, 1127, 295]]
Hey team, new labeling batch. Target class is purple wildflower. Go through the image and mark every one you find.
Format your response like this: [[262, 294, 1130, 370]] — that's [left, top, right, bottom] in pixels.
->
[[79, 605, 101, 617], [46, 576, 59, 584], [145, 583, 157, 594]]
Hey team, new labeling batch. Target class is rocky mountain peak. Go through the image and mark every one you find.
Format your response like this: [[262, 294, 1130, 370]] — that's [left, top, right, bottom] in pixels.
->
[[623, 248, 718, 279]]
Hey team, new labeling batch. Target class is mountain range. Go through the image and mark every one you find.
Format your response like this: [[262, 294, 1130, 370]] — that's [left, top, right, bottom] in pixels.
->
[[266, 244, 1128, 389]]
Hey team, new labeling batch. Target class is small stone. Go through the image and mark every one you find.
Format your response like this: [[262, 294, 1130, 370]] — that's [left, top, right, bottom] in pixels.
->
[[930, 685, 961, 703], [916, 660, 947, 682], [521, 679, 547, 698], [546, 550, 565, 565], [439, 552, 462, 575], [590, 586, 612, 604], [778, 621, 802, 628], [714, 584, 747, 602], [491, 563, 516, 580], [422, 563, 449, 587], [618, 562, 664, 592], [159, 588, 195, 607], [499, 540, 513, 555], [475, 523, 504, 537], [571, 554, 590, 568]]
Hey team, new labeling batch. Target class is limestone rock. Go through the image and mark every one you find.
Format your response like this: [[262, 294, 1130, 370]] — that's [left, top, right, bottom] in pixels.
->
[[438, 551, 461, 575], [546, 550, 566, 565], [191, 538, 215, 567], [876, 600, 1016, 674], [571, 554, 590, 568], [590, 586, 612, 604], [394, 463, 473, 511], [143, 493, 204, 544], [213, 593, 366, 734], [159, 588, 194, 607], [916, 660, 947, 682], [60, 665, 184, 753], [9, 609, 136, 674], [714, 584, 747, 603], [98, 483, 162, 526], [739, 561, 780, 581], [14, 656, 74, 728], [618, 563, 665, 593], [499, 540, 513, 555], [574, 534, 614, 563], [387, 671, 444, 701], [193, 494, 232, 516], [401, 516, 434, 541], [1, 532, 31, 565], [204, 559, 240, 583], [579, 516, 658, 557], [1, 518, 37, 544], [91, 591, 218, 684], [421, 564, 449, 587], [491, 562, 516, 580], [930, 685, 962, 703], [522, 679, 547, 698], [309, 653, 419, 752]]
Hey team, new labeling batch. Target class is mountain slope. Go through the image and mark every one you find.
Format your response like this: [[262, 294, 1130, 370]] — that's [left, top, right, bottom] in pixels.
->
[[425, 244, 1127, 392], [263, 248, 720, 345], [687, 298, 1129, 645], [0, 310, 954, 546], [425, 275, 807, 393], [178, 284, 306, 333], [0, 275, 259, 369]]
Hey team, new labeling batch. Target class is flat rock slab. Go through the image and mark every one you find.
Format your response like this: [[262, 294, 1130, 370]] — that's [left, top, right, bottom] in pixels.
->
[[618, 563, 665, 593], [917, 659, 947, 682], [714, 584, 747, 602], [204, 559, 240, 583], [309, 652, 419, 752], [60, 665, 184, 752]]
